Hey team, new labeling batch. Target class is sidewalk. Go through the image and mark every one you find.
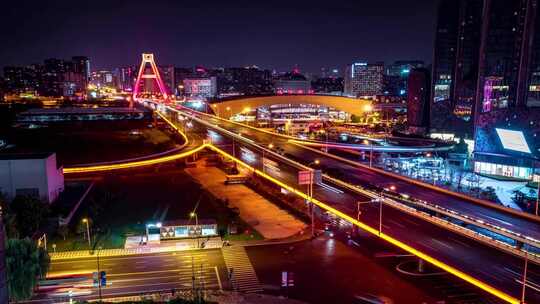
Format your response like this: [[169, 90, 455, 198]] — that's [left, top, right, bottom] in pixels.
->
[[186, 162, 307, 240], [50, 236, 223, 261]]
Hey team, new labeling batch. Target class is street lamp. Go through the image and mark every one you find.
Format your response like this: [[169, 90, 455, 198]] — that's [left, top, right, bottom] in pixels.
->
[[378, 185, 395, 235], [364, 139, 374, 168], [96, 246, 103, 301], [261, 144, 274, 174], [521, 245, 529, 303], [306, 159, 320, 237], [190, 212, 199, 248], [535, 178, 539, 216], [82, 218, 91, 250]]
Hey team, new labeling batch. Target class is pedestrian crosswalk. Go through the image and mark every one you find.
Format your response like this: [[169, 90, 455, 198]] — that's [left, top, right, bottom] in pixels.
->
[[221, 246, 262, 293]]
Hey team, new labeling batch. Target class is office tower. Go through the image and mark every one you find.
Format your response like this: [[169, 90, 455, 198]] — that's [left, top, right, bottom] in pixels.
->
[[473, 0, 540, 179], [385, 60, 424, 96], [431, 0, 483, 138], [407, 68, 431, 133], [344, 62, 384, 97]]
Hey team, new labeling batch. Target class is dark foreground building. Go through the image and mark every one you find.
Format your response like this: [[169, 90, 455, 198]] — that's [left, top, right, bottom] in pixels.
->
[[473, 0, 540, 179], [431, 0, 483, 139], [407, 68, 431, 133], [432, 0, 540, 180], [0, 216, 8, 302]]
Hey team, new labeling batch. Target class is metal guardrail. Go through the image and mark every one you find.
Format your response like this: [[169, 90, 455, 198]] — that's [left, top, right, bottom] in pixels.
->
[[324, 175, 540, 264]]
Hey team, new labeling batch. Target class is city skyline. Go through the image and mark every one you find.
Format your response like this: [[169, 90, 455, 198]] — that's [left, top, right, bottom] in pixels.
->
[[0, 0, 436, 73], [3, 1, 540, 304]]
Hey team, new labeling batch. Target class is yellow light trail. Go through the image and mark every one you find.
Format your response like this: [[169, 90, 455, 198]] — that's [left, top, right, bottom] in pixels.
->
[[64, 110, 195, 174], [155, 110, 189, 145], [206, 144, 520, 304], [63, 144, 209, 174]]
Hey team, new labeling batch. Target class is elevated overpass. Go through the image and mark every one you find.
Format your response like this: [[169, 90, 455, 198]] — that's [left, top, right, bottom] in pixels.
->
[[209, 95, 372, 118], [157, 102, 540, 304]]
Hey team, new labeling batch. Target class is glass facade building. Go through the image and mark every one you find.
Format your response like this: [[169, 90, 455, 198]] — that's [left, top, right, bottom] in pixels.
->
[[344, 62, 384, 98], [473, 0, 540, 179], [431, 0, 483, 138]]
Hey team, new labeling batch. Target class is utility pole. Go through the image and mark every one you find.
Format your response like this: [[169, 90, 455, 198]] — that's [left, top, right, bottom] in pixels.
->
[[521, 249, 529, 304], [379, 194, 383, 236], [97, 248, 102, 301], [82, 218, 91, 251], [370, 141, 374, 168], [534, 176, 540, 216], [191, 256, 196, 301], [310, 171, 314, 237]]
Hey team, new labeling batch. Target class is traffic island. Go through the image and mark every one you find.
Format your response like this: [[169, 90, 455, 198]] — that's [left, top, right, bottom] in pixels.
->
[[396, 259, 446, 277]]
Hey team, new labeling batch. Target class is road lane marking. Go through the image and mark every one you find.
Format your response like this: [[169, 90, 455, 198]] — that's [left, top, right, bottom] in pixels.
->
[[448, 237, 472, 248], [432, 239, 454, 251]]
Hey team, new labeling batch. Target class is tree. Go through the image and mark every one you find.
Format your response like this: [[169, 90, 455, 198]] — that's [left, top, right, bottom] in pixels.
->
[[0, 194, 18, 238], [57, 225, 69, 241], [481, 186, 499, 202], [350, 114, 361, 123], [6, 238, 50, 301], [10, 196, 49, 238]]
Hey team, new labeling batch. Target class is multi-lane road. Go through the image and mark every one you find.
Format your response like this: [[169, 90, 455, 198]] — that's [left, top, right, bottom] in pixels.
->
[[168, 105, 540, 303], [33, 250, 226, 303]]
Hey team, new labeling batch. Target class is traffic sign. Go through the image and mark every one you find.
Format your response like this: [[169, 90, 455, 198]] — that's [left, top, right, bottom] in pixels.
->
[[281, 271, 295, 287], [281, 271, 288, 287], [298, 170, 312, 185], [298, 170, 322, 185], [100, 271, 106, 287]]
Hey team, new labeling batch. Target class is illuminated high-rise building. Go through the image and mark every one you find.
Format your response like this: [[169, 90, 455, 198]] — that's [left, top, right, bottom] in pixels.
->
[[71, 56, 90, 83], [183, 77, 217, 99], [473, 0, 540, 180], [407, 68, 431, 134], [431, 0, 483, 138], [344, 62, 384, 97], [159, 65, 175, 95]]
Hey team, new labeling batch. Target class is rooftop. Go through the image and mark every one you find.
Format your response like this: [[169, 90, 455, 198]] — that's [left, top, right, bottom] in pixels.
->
[[0, 152, 54, 160]]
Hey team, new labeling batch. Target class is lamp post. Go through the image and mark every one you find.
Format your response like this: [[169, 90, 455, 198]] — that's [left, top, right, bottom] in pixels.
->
[[534, 176, 540, 216], [364, 139, 373, 168], [379, 185, 395, 236], [521, 245, 529, 304], [262, 143, 274, 174], [96, 246, 103, 301], [190, 212, 199, 248], [82, 218, 91, 250], [307, 159, 320, 237]]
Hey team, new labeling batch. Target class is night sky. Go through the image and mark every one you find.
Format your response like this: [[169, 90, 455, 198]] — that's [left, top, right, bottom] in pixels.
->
[[1, 0, 437, 73]]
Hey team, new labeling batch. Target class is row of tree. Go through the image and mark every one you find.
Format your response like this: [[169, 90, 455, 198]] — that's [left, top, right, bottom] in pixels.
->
[[1, 194, 50, 302]]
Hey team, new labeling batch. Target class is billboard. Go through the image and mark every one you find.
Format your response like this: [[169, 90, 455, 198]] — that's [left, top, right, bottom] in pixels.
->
[[495, 128, 531, 153]]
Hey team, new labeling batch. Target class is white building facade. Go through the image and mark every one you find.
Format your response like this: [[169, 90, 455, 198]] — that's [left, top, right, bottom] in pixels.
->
[[0, 153, 64, 203]]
